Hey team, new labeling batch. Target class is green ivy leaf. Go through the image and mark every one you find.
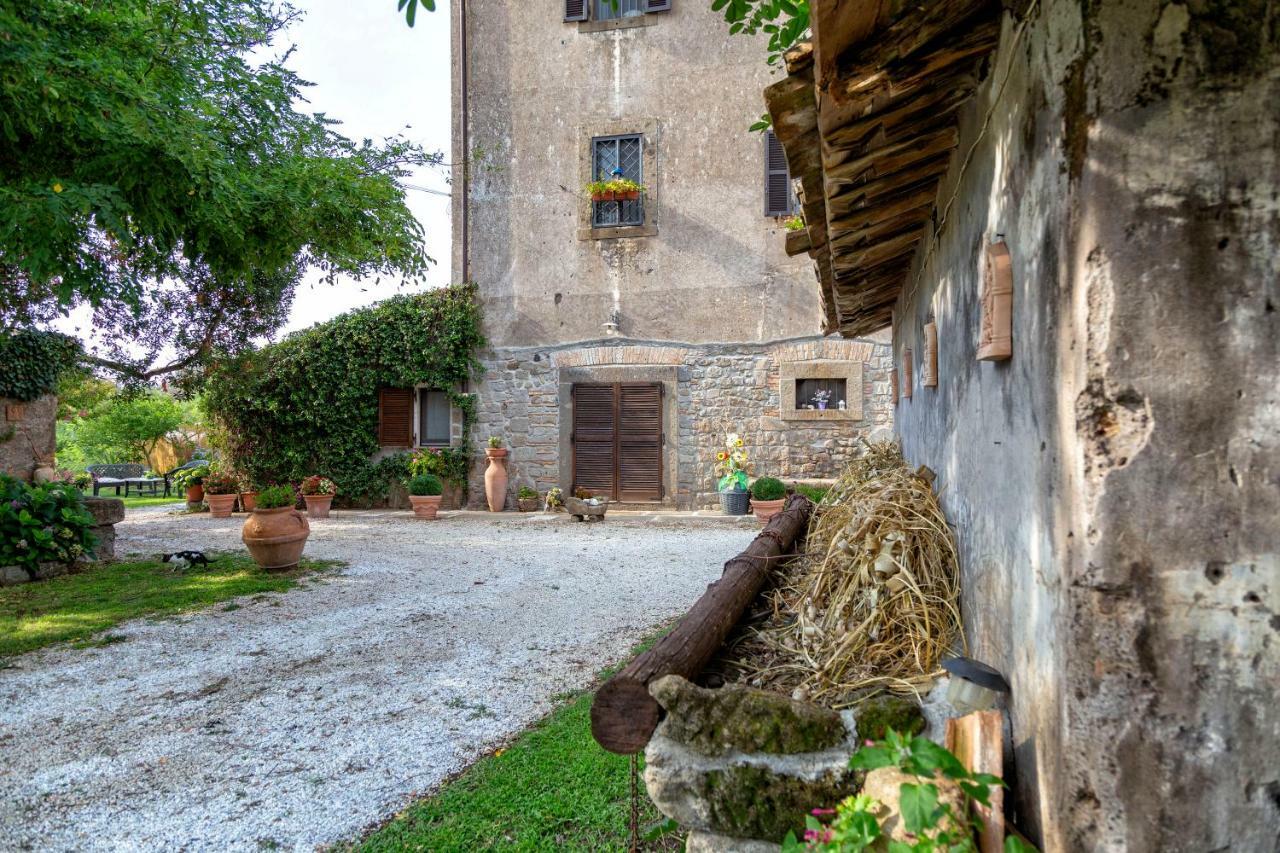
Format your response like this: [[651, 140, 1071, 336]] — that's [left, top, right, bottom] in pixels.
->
[[899, 782, 939, 835]]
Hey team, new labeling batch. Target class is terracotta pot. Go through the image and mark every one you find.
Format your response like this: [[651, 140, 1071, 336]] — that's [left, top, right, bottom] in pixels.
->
[[623, 190, 640, 200], [239, 492, 258, 512], [484, 448, 508, 512], [205, 493, 237, 518], [302, 494, 334, 519], [185, 484, 204, 504], [242, 506, 310, 571], [750, 498, 786, 524], [591, 191, 607, 202], [601, 190, 617, 201], [408, 495, 442, 519], [517, 497, 541, 512]]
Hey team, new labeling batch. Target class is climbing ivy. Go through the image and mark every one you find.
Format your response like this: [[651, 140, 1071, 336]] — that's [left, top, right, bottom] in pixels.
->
[[0, 330, 81, 402], [203, 284, 485, 502]]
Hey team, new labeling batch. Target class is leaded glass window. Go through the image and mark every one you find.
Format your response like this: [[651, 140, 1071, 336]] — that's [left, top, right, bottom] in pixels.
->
[[592, 134, 644, 228]]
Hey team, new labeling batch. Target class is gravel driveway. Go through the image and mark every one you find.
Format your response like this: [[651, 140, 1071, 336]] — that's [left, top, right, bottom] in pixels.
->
[[0, 507, 752, 851]]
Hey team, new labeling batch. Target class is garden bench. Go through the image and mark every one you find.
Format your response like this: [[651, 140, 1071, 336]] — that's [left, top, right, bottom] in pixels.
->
[[87, 464, 146, 496]]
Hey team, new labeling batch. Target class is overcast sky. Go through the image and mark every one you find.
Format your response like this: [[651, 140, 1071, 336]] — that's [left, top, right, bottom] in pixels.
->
[[280, 0, 454, 333]]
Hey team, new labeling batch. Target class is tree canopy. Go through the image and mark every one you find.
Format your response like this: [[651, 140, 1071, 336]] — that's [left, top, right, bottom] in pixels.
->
[[0, 1, 436, 379]]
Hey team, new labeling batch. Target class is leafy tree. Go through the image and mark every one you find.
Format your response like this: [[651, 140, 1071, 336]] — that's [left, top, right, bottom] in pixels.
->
[[55, 371, 118, 421], [1, 1, 436, 379], [712, 0, 810, 66], [76, 393, 190, 471]]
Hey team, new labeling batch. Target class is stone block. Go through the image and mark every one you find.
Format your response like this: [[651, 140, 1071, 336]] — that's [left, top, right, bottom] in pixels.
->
[[83, 497, 125, 526], [686, 831, 780, 852]]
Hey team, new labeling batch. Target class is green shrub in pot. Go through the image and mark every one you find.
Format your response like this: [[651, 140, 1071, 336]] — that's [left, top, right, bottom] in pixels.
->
[[750, 477, 786, 501], [407, 474, 444, 497], [254, 484, 297, 509]]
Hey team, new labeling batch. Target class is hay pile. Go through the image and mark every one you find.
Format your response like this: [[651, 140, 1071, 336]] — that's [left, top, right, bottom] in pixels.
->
[[730, 440, 963, 709]]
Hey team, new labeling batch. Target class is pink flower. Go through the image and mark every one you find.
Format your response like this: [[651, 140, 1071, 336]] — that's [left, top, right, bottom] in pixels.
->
[[811, 808, 836, 816]]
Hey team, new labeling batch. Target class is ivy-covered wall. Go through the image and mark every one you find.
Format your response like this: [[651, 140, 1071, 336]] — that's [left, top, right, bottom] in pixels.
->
[[204, 284, 485, 502]]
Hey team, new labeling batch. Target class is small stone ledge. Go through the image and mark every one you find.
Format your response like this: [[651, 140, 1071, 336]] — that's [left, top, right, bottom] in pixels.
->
[[0, 560, 80, 587]]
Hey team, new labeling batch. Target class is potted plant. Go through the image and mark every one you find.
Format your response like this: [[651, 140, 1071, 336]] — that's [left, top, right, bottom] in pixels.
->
[[484, 436, 507, 512], [203, 471, 240, 518], [517, 486, 540, 512], [608, 177, 644, 201], [545, 486, 564, 512], [407, 473, 444, 519], [173, 463, 210, 505], [749, 477, 786, 524], [783, 214, 805, 232], [812, 389, 832, 410], [586, 179, 612, 202], [714, 433, 751, 515], [238, 474, 259, 512], [299, 475, 336, 518], [241, 484, 309, 571]]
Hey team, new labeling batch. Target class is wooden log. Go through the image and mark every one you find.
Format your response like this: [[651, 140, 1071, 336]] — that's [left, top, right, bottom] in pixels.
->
[[590, 493, 813, 754]]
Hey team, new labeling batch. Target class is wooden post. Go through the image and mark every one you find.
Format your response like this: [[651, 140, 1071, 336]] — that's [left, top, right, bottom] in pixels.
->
[[590, 493, 813, 754]]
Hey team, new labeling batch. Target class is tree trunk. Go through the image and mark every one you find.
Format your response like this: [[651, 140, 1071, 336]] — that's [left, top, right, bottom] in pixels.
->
[[590, 493, 813, 754]]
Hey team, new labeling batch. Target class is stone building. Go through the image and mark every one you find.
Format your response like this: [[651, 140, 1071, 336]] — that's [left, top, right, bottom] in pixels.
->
[[768, 1, 1279, 850], [436, 0, 894, 508]]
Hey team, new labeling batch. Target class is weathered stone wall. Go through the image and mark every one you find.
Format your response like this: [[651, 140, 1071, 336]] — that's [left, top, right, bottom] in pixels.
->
[[0, 395, 56, 483], [889, 2, 1279, 849], [467, 335, 893, 510], [452, 1, 823, 348]]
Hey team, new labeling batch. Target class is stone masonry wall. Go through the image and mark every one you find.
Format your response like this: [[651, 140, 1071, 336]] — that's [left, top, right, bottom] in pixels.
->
[[467, 335, 893, 510], [0, 394, 56, 483]]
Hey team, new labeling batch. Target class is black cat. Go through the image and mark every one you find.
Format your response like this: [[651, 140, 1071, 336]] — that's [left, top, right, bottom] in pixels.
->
[[160, 550, 218, 570]]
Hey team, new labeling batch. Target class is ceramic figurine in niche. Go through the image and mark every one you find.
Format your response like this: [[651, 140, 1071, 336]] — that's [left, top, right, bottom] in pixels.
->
[[902, 349, 913, 399], [978, 240, 1013, 361], [923, 322, 939, 387]]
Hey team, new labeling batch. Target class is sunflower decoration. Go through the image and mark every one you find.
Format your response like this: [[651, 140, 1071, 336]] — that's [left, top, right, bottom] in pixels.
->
[[714, 433, 751, 491]]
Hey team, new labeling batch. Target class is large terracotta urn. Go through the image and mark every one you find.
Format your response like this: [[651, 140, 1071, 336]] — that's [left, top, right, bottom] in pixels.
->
[[484, 448, 508, 512], [408, 495, 442, 519], [242, 506, 310, 571], [205, 493, 237, 518]]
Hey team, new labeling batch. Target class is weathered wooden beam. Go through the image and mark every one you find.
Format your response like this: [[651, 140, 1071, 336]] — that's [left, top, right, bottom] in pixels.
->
[[590, 494, 814, 755], [825, 126, 959, 189], [785, 228, 813, 256]]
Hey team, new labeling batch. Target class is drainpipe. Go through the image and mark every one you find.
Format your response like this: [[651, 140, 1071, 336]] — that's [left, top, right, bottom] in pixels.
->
[[458, 0, 470, 282]]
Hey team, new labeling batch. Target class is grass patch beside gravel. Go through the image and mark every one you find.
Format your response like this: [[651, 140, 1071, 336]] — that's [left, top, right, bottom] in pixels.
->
[[78, 490, 187, 510], [355, 633, 680, 853], [0, 553, 341, 657]]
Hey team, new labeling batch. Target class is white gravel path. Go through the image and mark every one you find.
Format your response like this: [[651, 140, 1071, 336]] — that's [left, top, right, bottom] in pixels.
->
[[0, 506, 752, 852]]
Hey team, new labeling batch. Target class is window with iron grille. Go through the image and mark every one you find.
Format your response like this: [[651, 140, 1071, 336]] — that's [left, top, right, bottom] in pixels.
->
[[592, 134, 644, 228], [764, 129, 797, 216]]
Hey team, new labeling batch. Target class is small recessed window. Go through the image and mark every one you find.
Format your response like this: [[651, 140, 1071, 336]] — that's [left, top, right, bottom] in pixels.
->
[[795, 377, 847, 411], [418, 389, 451, 446], [595, 0, 644, 19], [592, 134, 644, 228]]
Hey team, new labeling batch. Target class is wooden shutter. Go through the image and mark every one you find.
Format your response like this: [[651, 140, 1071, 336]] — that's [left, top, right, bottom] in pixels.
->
[[378, 388, 413, 447], [764, 129, 793, 216], [645, 0, 672, 11], [572, 384, 617, 498], [618, 383, 663, 502], [565, 0, 588, 21]]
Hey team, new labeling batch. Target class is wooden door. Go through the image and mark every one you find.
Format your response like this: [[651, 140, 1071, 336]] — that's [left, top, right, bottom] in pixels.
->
[[571, 383, 663, 502]]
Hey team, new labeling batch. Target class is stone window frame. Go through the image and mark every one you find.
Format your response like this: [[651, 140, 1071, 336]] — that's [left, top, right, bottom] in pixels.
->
[[578, 118, 659, 240], [779, 360, 864, 421]]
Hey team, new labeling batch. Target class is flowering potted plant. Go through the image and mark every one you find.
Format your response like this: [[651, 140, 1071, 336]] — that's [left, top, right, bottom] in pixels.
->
[[714, 433, 751, 515], [811, 389, 832, 410], [586, 180, 614, 202], [607, 178, 644, 201], [202, 472, 240, 518], [172, 463, 210, 505], [484, 436, 507, 512], [545, 487, 564, 511], [407, 473, 444, 519], [241, 484, 309, 570], [749, 476, 786, 524], [299, 475, 336, 519], [517, 486, 540, 512]]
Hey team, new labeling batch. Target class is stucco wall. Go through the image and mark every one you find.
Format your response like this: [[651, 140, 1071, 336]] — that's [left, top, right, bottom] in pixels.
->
[[453, 1, 822, 347], [890, 2, 1279, 849], [467, 336, 893, 510]]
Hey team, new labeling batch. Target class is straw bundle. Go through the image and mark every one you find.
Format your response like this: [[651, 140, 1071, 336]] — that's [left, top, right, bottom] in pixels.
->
[[731, 440, 963, 708]]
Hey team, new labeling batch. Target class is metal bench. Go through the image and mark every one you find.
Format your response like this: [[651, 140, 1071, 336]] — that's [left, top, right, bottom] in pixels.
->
[[87, 464, 146, 496]]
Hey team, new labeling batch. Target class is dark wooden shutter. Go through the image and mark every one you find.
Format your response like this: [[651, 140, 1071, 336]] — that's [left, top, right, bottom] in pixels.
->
[[764, 129, 793, 216], [378, 388, 413, 447], [565, 0, 588, 21], [618, 383, 663, 502], [645, 0, 672, 11], [572, 384, 617, 498]]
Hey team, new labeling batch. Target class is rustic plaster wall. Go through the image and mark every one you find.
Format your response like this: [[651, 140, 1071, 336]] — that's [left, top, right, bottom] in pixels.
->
[[466, 335, 892, 510], [0, 395, 57, 483], [890, 2, 1279, 849], [452, 1, 822, 347]]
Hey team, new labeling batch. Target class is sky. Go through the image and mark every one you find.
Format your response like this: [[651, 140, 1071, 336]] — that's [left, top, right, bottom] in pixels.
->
[[280, 0, 454, 333]]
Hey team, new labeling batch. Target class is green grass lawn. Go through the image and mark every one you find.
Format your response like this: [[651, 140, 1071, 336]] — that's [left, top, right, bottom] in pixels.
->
[[0, 553, 341, 657], [80, 490, 187, 510], [353, 637, 680, 853]]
